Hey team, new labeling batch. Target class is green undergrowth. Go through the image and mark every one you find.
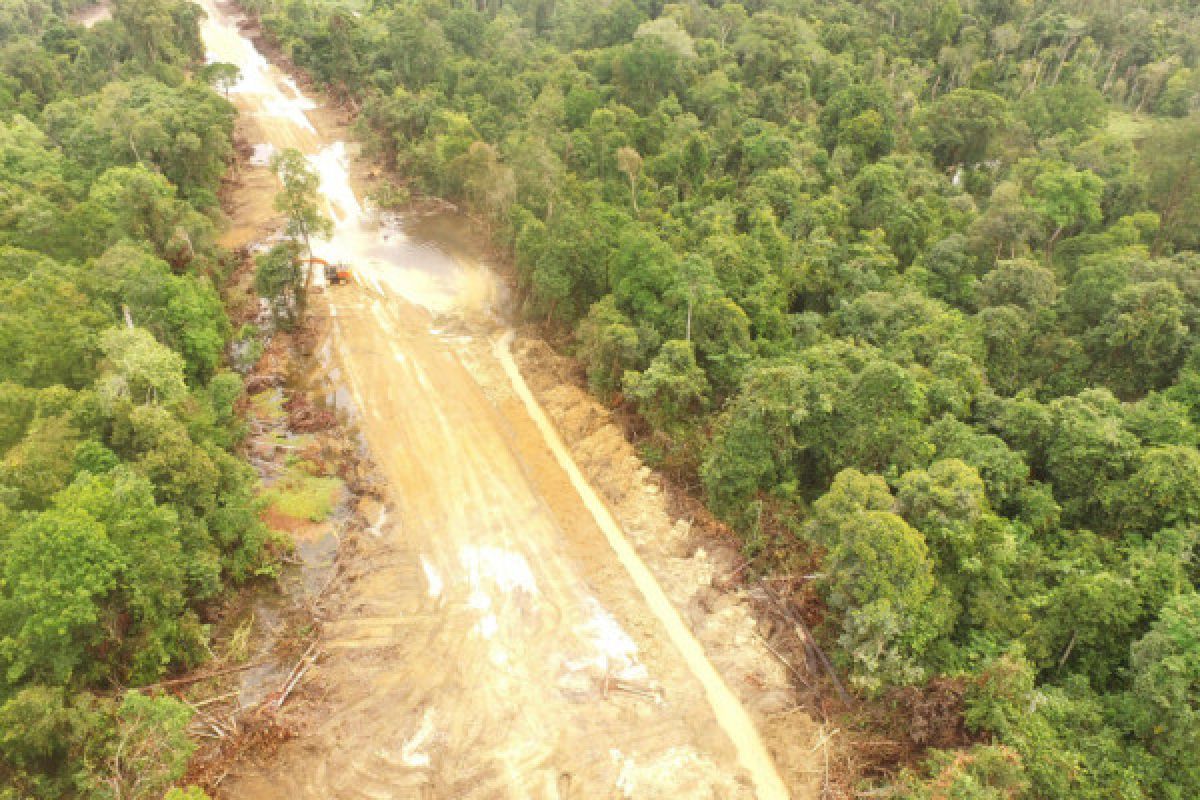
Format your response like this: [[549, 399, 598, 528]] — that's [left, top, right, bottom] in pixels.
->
[[264, 459, 342, 522], [248, 388, 286, 421]]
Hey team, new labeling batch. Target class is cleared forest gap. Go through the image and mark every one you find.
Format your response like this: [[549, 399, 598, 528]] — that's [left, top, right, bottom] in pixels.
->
[[199, 0, 809, 796]]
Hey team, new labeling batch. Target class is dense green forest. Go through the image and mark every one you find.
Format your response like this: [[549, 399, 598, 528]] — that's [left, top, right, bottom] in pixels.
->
[[0, 0, 267, 795], [245, 0, 1200, 796]]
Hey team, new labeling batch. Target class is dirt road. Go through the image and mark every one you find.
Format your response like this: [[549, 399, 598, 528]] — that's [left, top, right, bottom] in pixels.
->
[[202, 2, 802, 796]]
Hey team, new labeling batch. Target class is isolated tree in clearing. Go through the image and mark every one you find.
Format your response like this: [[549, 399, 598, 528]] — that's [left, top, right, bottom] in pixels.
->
[[269, 147, 332, 318], [270, 147, 332, 261], [199, 61, 240, 98]]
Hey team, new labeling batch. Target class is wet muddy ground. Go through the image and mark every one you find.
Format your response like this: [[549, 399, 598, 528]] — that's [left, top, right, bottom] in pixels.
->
[[199, 1, 818, 796]]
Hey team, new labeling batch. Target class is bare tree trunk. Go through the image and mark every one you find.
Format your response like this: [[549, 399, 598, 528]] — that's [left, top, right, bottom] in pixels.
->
[[1102, 50, 1124, 96], [299, 227, 314, 320], [1134, 77, 1150, 112], [1025, 58, 1045, 96], [1046, 224, 1064, 262], [1050, 36, 1079, 86]]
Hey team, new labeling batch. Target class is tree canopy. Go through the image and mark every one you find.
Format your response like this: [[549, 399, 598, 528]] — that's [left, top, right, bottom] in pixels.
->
[[0, 1, 267, 795]]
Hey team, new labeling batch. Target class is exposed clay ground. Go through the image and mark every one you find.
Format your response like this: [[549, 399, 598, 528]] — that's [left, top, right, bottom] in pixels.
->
[[200, 1, 819, 796]]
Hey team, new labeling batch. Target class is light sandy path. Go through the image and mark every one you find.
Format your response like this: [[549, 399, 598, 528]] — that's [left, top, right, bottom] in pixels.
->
[[200, 2, 793, 796]]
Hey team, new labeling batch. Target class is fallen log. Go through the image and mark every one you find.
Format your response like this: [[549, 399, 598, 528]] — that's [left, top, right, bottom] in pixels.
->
[[756, 631, 811, 689], [142, 659, 270, 690], [272, 641, 320, 710], [758, 581, 852, 707], [192, 691, 238, 708]]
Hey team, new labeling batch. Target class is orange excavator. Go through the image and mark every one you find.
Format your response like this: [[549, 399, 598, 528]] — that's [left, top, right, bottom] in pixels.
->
[[303, 256, 351, 286]]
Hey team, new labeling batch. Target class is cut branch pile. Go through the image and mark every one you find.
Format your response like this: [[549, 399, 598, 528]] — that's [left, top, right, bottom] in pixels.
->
[[283, 393, 336, 432]]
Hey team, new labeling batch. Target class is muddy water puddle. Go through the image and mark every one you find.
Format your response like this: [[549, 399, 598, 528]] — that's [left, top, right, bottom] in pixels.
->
[[328, 209, 509, 321]]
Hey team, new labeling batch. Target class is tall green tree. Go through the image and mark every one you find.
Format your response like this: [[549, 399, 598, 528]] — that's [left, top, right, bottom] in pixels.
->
[[271, 147, 332, 260], [1026, 162, 1104, 260]]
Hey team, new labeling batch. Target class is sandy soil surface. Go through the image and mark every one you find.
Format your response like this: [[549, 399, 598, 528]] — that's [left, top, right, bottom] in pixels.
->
[[200, 1, 816, 796]]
